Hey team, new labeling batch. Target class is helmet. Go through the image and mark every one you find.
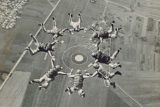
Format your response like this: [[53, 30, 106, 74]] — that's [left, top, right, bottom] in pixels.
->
[[76, 69, 82, 74], [39, 43, 44, 47], [98, 27, 103, 31], [92, 22, 98, 27], [51, 46, 55, 50], [93, 63, 99, 69], [91, 52, 96, 57], [55, 65, 63, 70]]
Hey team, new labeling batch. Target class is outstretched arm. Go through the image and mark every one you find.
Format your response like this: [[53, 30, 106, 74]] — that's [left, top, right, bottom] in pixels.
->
[[58, 71, 67, 75], [95, 59, 99, 63], [52, 17, 56, 27], [111, 22, 114, 32], [83, 73, 92, 79], [40, 23, 54, 34], [88, 60, 99, 68], [39, 23, 47, 32], [50, 58, 55, 68], [88, 27, 96, 31], [88, 62, 93, 68], [88, 22, 99, 31], [59, 28, 69, 34], [118, 27, 122, 31], [91, 71, 98, 77], [82, 70, 92, 79], [30, 34, 39, 43], [51, 39, 58, 45], [67, 69, 75, 78], [49, 51, 56, 68]]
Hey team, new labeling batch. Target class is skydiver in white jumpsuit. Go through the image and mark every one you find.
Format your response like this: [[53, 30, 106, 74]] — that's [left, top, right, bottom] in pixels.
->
[[67, 13, 87, 34], [39, 17, 68, 40]]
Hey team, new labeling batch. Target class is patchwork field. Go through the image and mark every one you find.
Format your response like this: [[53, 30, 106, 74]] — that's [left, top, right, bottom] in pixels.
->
[[0, 0, 160, 107]]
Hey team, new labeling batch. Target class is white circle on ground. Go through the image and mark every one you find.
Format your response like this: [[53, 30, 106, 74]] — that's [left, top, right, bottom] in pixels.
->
[[62, 44, 94, 70], [75, 55, 84, 62]]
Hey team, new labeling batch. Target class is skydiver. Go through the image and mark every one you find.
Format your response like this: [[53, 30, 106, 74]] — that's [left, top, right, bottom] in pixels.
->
[[25, 34, 58, 55], [91, 63, 121, 88], [90, 26, 104, 50], [91, 48, 122, 69], [65, 69, 91, 98], [108, 27, 121, 38], [90, 21, 121, 43], [67, 13, 87, 34], [39, 17, 68, 40], [29, 60, 66, 90]]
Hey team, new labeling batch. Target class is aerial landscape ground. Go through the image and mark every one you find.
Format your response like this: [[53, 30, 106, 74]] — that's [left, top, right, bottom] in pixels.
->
[[0, 0, 160, 107]]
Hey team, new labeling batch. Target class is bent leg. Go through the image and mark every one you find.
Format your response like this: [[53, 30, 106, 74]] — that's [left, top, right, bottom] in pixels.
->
[[28, 47, 40, 55], [108, 62, 121, 69], [40, 79, 51, 89], [77, 14, 81, 30], [90, 32, 98, 41], [96, 39, 100, 50], [31, 79, 41, 83], [78, 89, 85, 98], [30, 34, 39, 43], [65, 86, 74, 95], [30, 75, 45, 84], [38, 76, 51, 89], [104, 79, 110, 87], [41, 24, 48, 32], [68, 13, 73, 25], [40, 81, 49, 89], [52, 17, 56, 27], [108, 71, 122, 78], [110, 48, 121, 60], [108, 72, 116, 78], [109, 33, 117, 38]]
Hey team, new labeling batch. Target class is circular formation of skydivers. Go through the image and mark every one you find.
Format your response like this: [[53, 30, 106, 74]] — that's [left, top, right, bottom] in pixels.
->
[[26, 10, 122, 98]]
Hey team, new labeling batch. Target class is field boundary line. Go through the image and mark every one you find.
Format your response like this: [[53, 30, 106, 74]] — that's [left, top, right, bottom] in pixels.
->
[[104, 0, 143, 106], [0, 0, 62, 91]]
